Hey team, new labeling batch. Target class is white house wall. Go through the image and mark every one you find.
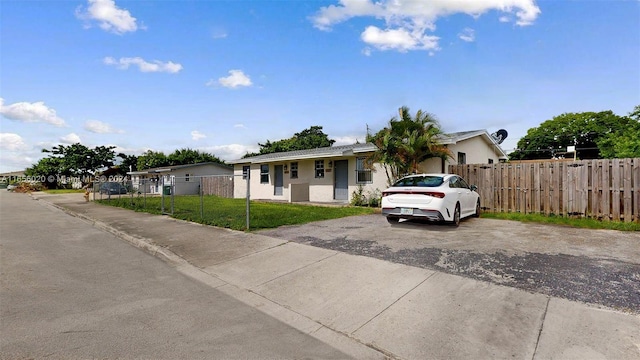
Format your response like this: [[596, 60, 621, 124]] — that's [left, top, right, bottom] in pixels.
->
[[420, 137, 503, 173], [449, 136, 503, 165], [171, 165, 233, 195], [233, 157, 389, 203]]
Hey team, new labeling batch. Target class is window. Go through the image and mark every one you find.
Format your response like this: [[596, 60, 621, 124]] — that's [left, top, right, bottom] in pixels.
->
[[449, 176, 460, 188], [185, 173, 190, 182], [260, 164, 269, 184], [458, 152, 466, 165], [393, 175, 444, 187], [315, 160, 325, 178], [488, 159, 494, 164], [242, 165, 250, 180], [290, 162, 298, 179], [458, 177, 470, 189], [356, 157, 372, 183]]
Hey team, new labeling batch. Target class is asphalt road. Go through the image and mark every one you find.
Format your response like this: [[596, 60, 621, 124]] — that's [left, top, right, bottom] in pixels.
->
[[0, 191, 350, 359], [259, 214, 640, 314]]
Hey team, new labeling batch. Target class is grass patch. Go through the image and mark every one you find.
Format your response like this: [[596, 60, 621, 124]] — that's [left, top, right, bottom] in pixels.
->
[[43, 189, 86, 194], [96, 195, 376, 231], [481, 212, 640, 231]]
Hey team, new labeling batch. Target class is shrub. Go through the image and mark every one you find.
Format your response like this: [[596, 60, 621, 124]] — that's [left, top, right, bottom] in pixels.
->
[[350, 184, 367, 206], [367, 188, 382, 207]]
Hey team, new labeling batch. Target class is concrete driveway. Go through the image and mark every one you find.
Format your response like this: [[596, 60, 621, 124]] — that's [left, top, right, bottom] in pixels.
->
[[259, 215, 640, 314]]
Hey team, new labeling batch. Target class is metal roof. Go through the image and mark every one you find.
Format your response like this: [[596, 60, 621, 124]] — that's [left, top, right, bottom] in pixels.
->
[[128, 162, 232, 175], [229, 129, 507, 164], [228, 143, 377, 164]]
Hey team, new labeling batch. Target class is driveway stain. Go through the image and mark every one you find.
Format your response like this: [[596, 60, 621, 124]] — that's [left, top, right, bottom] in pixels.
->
[[293, 235, 640, 314]]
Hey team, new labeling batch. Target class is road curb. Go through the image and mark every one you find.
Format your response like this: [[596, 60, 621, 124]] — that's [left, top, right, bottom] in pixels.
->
[[33, 195, 389, 359], [38, 198, 189, 267]]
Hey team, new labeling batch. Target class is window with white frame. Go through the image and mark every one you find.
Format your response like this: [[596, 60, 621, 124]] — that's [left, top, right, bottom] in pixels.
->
[[315, 160, 324, 178], [260, 164, 269, 183], [290, 162, 298, 179], [356, 157, 372, 183]]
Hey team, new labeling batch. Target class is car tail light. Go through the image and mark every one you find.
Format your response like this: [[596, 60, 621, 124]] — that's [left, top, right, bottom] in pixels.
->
[[382, 191, 445, 198]]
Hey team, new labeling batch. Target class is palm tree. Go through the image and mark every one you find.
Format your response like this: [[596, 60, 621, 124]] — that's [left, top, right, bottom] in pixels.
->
[[367, 106, 451, 185]]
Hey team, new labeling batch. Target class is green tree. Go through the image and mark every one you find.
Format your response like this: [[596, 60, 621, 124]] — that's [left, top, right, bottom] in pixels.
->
[[597, 105, 640, 159], [26, 143, 116, 187], [25, 156, 64, 188], [105, 152, 140, 175], [509, 110, 635, 160], [136, 150, 169, 171], [167, 148, 224, 166], [244, 126, 335, 157], [367, 106, 450, 184]]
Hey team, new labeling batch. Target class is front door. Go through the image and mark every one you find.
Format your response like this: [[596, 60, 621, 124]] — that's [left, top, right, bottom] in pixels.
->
[[334, 160, 348, 200], [274, 165, 283, 196]]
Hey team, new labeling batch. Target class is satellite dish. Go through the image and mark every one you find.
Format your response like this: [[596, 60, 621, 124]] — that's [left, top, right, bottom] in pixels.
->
[[491, 129, 508, 144]]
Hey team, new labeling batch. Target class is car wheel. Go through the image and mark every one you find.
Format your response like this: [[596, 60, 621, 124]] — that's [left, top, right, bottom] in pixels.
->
[[386, 216, 400, 224], [450, 204, 460, 227], [473, 200, 481, 218]]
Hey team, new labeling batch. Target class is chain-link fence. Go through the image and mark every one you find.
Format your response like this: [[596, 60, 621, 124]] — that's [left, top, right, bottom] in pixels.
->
[[93, 174, 252, 230]]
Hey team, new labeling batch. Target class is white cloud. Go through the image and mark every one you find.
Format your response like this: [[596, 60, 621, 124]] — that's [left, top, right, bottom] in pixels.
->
[[311, 0, 540, 53], [212, 28, 228, 39], [234, 124, 247, 129], [191, 130, 206, 141], [76, 0, 141, 34], [333, 135, 364, 146], [0, 152, 35, 173], [0, 133, 29, 151], [361, 26, 439, 52], [60, 133, 82, 144], [458, 28, 475, 42], [201, 144, 259, 161], [215, 70, 253, 89], [103, 57, 183, 73], [0, 98, 66, 127], [84, 119, 124, 134]]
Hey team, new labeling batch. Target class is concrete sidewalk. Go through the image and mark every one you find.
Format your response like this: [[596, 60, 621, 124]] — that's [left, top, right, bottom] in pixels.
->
[[33, 193, 640, 359]]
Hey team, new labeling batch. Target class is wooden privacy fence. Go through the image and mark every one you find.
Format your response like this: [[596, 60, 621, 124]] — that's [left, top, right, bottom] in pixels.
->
[[201, 175, 234, 198], [449, 158, 640, 222]]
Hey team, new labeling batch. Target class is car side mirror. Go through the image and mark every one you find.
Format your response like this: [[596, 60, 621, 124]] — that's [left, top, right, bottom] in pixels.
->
[[470, 185, 478, 191]]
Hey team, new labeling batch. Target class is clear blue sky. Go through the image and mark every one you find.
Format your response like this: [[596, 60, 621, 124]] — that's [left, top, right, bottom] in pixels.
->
[[1, 0, 639, 173]]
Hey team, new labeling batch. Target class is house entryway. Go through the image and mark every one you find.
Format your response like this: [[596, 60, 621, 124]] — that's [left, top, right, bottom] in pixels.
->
[[274, 165, 283, 196], [334, 160, 348, 201]]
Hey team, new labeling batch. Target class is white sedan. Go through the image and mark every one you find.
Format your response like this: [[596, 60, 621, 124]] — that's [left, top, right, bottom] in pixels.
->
[[381, 174, 480, 226]]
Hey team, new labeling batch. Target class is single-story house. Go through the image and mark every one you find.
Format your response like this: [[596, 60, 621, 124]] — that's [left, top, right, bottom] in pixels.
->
[[0, 170, 26, 183], [128, 162, 233, 196], [228, 129, 507, 203]]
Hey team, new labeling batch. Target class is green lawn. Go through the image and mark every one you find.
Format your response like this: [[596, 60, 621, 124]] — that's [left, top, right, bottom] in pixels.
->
[[96, 195, 376, 231], [43, 189, 86, 194], [481, 212, 640, 231]]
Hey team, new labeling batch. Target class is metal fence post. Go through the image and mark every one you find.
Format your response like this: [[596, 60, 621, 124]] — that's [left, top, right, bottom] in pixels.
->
[[161, 176, 165, 214], [246, 171, 250, 230], [143, 179, 147, 208], [200, 176, 204, 218], [170, 176, 175, 215]]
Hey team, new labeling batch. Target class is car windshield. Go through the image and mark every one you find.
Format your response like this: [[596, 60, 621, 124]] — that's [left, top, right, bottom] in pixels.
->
[[392, 176, 444, 187]]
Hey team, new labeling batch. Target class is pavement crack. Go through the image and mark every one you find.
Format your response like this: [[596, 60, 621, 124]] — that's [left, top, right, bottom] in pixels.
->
[[532, 296, 551, 360], [352, 271, 437, 335]]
